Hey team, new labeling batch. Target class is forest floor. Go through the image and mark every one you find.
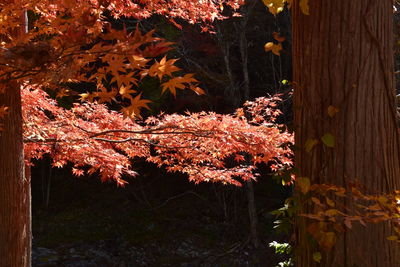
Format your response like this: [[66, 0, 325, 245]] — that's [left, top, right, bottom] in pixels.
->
[[31, 161, 291, 267]]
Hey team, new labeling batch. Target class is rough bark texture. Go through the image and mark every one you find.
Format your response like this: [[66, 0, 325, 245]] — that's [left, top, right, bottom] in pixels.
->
[[0, 6, 31, 267], [0, 80, 31, 267], [293, 0, 400, 266]]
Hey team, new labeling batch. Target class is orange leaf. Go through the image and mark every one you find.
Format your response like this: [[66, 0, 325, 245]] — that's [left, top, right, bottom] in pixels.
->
[[311, 197, 325, 207], [344, 218, 352, 229], [327, 105, 339, 118], [161, 74, 198, 97], [190, 86, 205, 95], [128, 55, 150, 69], [121, 94, 151, 118], [325, 197, 335, 207], [273, 32, 285, 43], [149, 56, 180, 80], [264, 42, 283, 56], [0, 106, 9, 118], [119, 85, 137, 99]]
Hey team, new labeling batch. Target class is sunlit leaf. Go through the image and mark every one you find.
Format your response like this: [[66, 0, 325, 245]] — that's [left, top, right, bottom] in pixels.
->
[[321, 133, 335, 148], [313, 252, 322, 263], [300, 0, 310, 15]]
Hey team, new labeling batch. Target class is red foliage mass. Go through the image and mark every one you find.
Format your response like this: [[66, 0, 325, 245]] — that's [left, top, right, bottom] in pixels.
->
[[23, 85, 293, 186], [2, 0, 292, 187]]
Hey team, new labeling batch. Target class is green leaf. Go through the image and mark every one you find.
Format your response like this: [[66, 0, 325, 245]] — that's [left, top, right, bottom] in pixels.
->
[[313, 252, 322, 263], [321, 133, 335, 148]]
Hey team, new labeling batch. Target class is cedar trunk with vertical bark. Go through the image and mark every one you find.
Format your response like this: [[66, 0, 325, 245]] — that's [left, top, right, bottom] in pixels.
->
[[0, 81, 31, 267], [0, 6, 31, 266], [293, 1, 400, 266]]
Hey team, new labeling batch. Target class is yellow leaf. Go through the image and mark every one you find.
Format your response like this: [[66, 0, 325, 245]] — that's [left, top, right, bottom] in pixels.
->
[[79, 92, 92, 102], [320, 232, 336, 251], [300, 0, 310, 15], [262, 0, 286, 15], [324, 209, 339, 216], [264, 42, 283, 56], [321, 133, 335, 148], [305, 138, 318, 152], [313, 252, 322, 263], [297, 177, 310, 194], [378, 196, 388, 205], [264, 42, 274, 51], [326, 197, 335, 207], [387, 235, 399, 241], [272, 43, 282, 56]]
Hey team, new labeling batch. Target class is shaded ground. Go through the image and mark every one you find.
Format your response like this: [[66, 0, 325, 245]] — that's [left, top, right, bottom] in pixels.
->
[[32, 161, 291, 266]]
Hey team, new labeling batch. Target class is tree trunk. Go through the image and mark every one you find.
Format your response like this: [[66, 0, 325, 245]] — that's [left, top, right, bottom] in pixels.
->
[[0, 80, 31, 267], [292, 1, 400, 266], [245, 180, 259, 248], [0, 7, 31, 267], [237, 1, 259, 248]]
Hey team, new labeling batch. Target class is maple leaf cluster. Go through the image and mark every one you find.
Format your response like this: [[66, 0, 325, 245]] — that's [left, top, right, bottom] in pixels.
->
[[3, 0, 293, 186], [0, 0, 242, 122], [23, 85, 293, 186]]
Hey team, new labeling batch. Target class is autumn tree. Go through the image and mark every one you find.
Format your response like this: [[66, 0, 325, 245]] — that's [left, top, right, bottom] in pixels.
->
[[23, 85, 292, 185], [0, 1, 244, 266], [291, 1, 400, 266]]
